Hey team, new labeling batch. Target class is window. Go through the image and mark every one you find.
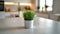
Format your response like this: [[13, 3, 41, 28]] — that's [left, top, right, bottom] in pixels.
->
[[36, 0, 53, 12]]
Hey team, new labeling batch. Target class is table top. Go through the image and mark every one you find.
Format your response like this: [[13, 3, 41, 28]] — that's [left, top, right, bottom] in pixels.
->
[[0, 16, 60, 34]]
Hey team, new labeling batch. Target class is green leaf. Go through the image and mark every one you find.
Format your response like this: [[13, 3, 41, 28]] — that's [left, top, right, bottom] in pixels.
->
[[37, 6, 40, 9], [18, 6, 21, 11], [45, 5, 49, 8], [23, 10, 35, 20]]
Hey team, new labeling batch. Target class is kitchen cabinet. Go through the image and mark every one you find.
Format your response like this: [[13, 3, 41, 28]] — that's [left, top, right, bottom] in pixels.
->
[[53, 0, 60, 13], [0, 0, 4, 11], [0, 0, 4, 1], [4, 0, 31, 3]]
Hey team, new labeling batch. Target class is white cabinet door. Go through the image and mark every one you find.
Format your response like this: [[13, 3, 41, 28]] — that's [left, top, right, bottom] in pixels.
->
[[0, 12, 5, 19]]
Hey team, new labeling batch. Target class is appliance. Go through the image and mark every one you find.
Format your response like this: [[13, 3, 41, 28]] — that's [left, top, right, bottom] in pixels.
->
[[0, 0, 4, 11]]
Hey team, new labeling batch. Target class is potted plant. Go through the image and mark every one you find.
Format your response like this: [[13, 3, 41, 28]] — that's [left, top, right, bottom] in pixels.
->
[[37, 6, 40, 12], [45, 5, 49, 13], [18, 6, 22, 16], [23, 10, 35, 29], [18, 6, 21, 11], [45, 5, 48, 8]]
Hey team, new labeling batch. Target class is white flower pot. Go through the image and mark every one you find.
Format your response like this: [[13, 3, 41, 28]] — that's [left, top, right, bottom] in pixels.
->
[[25, 20, 34, 29]]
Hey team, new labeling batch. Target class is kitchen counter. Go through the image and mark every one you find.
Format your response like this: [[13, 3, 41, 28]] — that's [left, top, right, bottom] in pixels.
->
[[0, 16, 60, 34]]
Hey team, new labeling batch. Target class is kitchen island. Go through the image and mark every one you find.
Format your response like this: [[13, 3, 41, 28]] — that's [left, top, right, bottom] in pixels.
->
[[0, 16, 60, 34]]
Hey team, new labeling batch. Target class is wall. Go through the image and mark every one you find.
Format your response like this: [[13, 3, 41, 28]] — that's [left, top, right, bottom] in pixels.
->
[[31, 0, 36, 11], [53, 0, 60, 14], [5, 5, 18, 11], [4, 0, 31, 11]]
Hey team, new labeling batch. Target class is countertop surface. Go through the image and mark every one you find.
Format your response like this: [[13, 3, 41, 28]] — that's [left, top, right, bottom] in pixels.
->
[[0, 16, 60, 34]]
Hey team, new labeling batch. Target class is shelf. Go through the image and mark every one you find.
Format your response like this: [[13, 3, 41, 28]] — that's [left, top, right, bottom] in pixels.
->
[[4, 2, 18, 6]]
